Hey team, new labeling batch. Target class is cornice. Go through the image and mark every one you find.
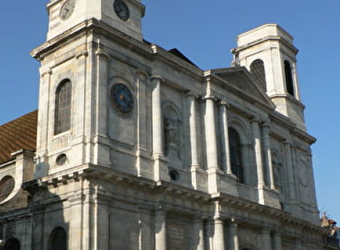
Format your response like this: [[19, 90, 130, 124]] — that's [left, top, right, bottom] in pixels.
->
[[269, 112, 316, 144], [150, 44, 203, 80], [233, 35, 299, 56], [211, 192, 327, 234], [31, 18, 154, 61], [205, 69, 276, 113]]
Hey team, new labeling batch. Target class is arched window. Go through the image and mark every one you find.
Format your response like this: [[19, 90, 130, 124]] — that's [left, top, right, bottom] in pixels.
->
[[54, 80, 72, 135], [49, 227, 67, 250], [284, 60, 294, 96], [0, 176, 15, 202], [3, 238, 20, 250], [250, 59, 267, 92], [228, 128, 244, 183]]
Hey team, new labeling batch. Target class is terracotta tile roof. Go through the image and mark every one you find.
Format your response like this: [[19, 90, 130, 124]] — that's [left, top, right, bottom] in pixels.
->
[[0, 110, 38, 164]]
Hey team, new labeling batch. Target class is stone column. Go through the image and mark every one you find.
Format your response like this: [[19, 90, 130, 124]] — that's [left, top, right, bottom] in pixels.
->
[[213, 218, 225, 250], [155, 210, 167, 250], [37, 68, 52, 151], [273, 231, 282, 250], [32, 208, 45, 250], [82, 179, 93, 250], [219, 101, 232, 174], [136, 71, 148, 177], [151, 75, 164, 156], [96, 199, 110, 250], [93, 47, 110, 166], [283, 140, 296, 200], [228, 219, 239, 250], [262, 123, 275, 189], [69, 189, 85, 250], [204, 96, 218, 170], [187, 93, 200, 169], [75, 49, 89, 158], [261, 228, 272, 250], [192, 218, 204, 250], [34, 68, 52, 179], [251, 119, 265, 188], [151, 75, 167, 182]]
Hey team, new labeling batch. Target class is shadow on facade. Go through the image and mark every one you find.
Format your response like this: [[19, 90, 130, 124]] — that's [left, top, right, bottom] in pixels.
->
[[0, 178, 68, 250]]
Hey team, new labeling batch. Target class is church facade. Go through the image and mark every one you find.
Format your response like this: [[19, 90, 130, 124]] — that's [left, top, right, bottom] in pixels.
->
[[0, 0, 333, 249]]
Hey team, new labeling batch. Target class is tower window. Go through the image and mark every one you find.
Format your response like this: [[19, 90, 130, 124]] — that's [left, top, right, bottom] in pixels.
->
[[228, 127, 244, 183], [54, 80, 72, 135], [250, 59, 267, 92], [284, 60, 294, 96]]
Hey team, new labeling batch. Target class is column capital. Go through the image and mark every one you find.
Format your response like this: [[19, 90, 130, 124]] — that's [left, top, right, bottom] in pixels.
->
[[228, 218, 238, 227], [250, 117, 261, 123], [218, 99, 230, 107], [261, 228, 271, 234], [261, 122, 271, 128], [136, 69, 148, 80], [155, 202, 165, 212], [41, 68, 53, 77], [185, 91, 199, 99], [151, 74, 164, 82], [283, 139, 291, 145], [202, 95, 217, 101], [76, 50, 89, 59]]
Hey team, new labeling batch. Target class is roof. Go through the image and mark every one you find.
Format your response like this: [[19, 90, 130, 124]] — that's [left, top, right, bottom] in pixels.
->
[[168, 48, 198, 67], [0, 110, 38, 164]]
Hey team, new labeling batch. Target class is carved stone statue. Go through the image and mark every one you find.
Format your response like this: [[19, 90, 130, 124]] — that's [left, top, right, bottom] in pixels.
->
[[164, 117, 181, 167]]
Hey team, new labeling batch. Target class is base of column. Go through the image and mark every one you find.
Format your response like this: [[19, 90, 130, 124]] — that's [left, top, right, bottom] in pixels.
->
[[207, 168, 238, 196], [191, 166, 206, 191], [257, 186, 280, 208], [153, 154, 170, 183]]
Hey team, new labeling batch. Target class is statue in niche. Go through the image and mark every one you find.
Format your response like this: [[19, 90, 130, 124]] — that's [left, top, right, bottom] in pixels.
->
[[273, 164, 282, 192], [165, 118, 177, 145], [164, 117, 181, 167], [272, 153, 284, 195]]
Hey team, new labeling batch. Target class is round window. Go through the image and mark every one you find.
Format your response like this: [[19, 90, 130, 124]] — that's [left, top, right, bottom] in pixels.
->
[[56, 154, 68, 166]]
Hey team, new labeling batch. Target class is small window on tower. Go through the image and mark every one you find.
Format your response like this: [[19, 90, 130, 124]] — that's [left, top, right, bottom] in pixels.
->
[[250, 59, 267, 92], [284, 60, 294, 96], [54, 80, 72, 135]]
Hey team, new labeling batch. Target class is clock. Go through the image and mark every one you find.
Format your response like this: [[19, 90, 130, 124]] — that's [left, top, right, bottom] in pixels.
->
[[60, 0, 75, 20], [113, 0, 130, 21], [111, 83, 134, 114]]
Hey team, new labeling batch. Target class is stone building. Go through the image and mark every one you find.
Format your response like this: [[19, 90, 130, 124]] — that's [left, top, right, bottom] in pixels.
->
[[0, 0, 334, 249]]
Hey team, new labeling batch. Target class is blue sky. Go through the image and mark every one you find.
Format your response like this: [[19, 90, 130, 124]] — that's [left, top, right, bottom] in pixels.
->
[[0, 0, 339, 221]]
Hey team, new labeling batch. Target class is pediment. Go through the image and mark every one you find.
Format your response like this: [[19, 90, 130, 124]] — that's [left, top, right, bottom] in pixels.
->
[[211, 67, 275, 110]]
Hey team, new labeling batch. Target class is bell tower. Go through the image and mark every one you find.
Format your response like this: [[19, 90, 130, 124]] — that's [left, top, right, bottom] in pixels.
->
[[46, 0, 145, 41], [232, 24, 306, 130], [32, 0, 146, 178]]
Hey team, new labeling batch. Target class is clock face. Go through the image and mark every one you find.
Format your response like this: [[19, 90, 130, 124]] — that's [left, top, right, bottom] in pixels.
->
[[111, 83, 134, 114], [113, 0, 130, 21], [60, 0, 75, 20]]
